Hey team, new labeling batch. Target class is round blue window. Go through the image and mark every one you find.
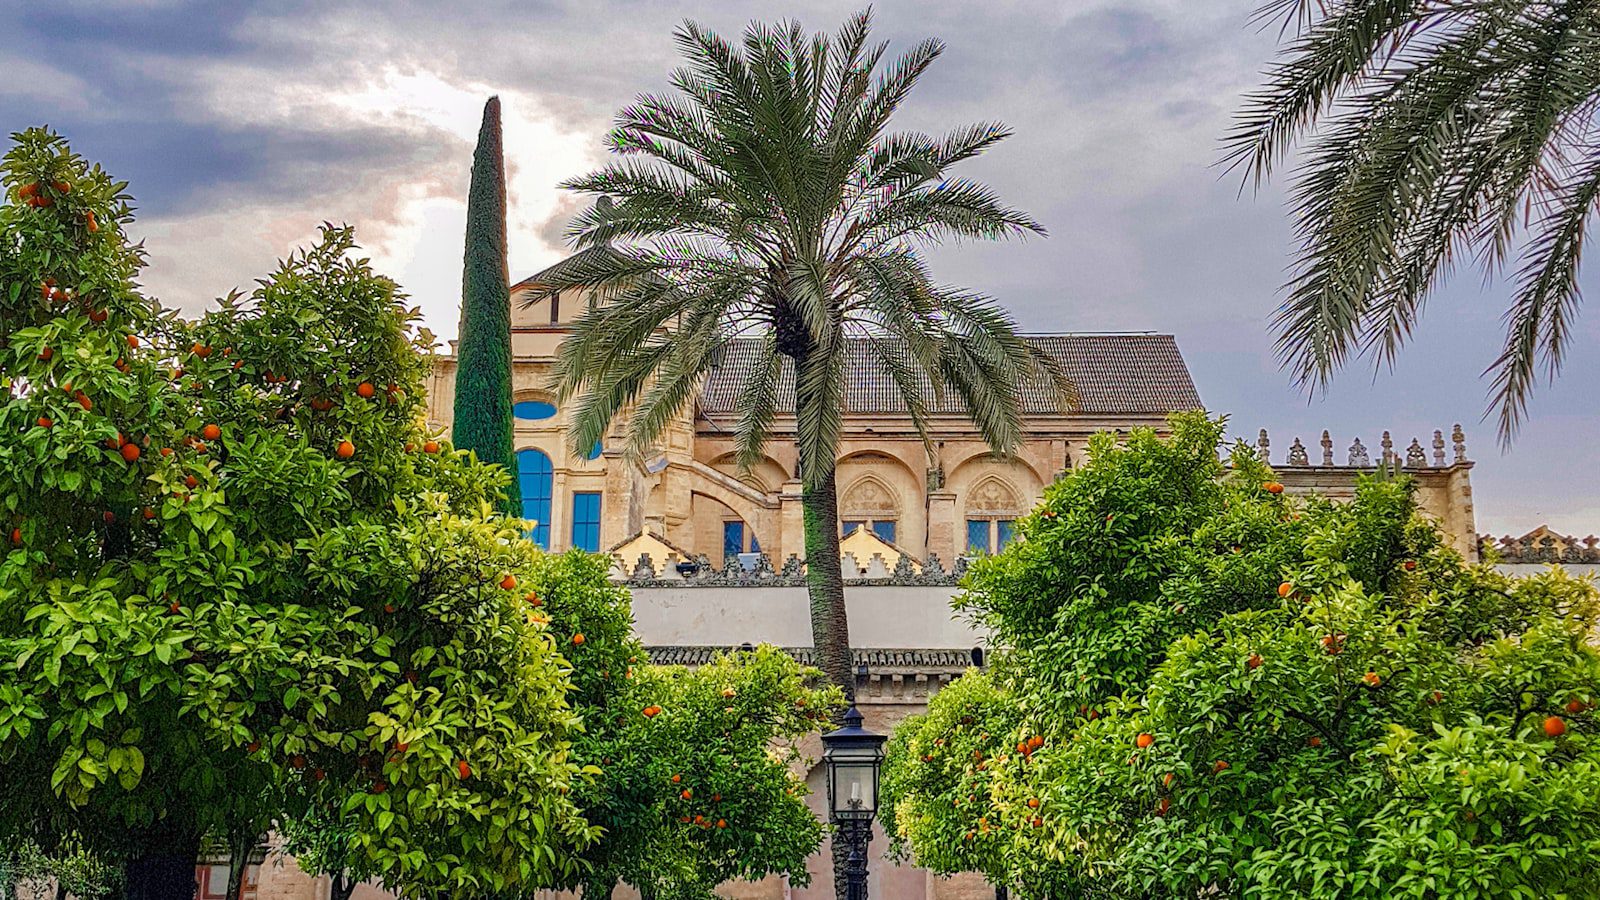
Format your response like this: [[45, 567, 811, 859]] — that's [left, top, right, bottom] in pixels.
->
[[513, 401, 557, 421], [585, 441, 603, 460]]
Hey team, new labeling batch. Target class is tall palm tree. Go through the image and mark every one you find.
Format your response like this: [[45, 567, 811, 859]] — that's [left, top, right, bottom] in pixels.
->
[[1226, 0, 1600, 442], [532, 10, 1069, 697]]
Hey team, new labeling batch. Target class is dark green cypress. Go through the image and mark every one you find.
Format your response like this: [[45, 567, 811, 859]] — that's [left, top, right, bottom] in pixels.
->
[[453, 96, 520, 516]]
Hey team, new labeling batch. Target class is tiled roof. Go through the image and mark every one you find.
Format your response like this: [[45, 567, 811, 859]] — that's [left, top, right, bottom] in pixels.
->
[[699, 333, 1201, 417]]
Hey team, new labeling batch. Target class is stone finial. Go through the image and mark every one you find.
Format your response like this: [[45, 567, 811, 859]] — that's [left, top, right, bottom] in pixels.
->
[[692, 554, 714, 578], [1287, 437, 1309, 466], [1256, 428, 1271, 463], [892, 554, 918, 580], [1380, 431, 1394, 467], [924, 552, 947, 578], [1321, 430, 1334, 466], [1432, 429, 1446, 467], [1348, 437, 1370, 467], [951, 556, 970, 579], [752, 552, 775, 577], [781, 554, 805, 577], [632, 553, 657, 580], [1452, 424, 1467, 463], [840, 552, 862, 579], [1405, 438, 1426, 468]]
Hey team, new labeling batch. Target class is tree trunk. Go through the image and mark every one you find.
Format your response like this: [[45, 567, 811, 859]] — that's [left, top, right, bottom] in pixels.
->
[[223, 828, 256, 900], [329, 871, 357, 900], [800, 465, 854, 701], [121, 825, 199, 900]]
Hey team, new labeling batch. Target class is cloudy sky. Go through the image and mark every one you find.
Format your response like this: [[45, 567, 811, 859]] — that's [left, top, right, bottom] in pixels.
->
[[6, 0, 1598, 537]]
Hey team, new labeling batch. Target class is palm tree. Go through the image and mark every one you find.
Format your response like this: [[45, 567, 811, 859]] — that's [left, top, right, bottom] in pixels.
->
[[1226, 0, 1600, 442], [532, 10, 1069, 697]]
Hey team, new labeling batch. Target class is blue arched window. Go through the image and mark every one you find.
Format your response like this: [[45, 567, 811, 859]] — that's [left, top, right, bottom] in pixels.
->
[[517, 449, 553, 549], [513, 401, 557, 421]]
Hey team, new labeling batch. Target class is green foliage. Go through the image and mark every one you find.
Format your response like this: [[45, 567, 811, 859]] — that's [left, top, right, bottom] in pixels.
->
[[0, 128, 594, 896], [533, 10, 1066, 694], [525, 551, 843, 898], [1225, 0, 1600, 441], [452, 96, 518, 516], [884, 412, 1600, 898], [0, 835, 121, 900]]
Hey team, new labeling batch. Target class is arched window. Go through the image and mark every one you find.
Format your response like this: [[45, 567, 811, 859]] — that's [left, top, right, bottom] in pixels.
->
[[517, 448, 553, 549], [512, 400, 557, 421], [840, 474, 900, 545], [964, 476, 1023, 555]]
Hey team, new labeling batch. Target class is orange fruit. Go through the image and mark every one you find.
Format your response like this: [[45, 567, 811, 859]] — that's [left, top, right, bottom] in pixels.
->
[[1135, 733, 1154, 749], [1403, 560, 1417, 571], [572, 633, 586, 645], [671, 773, 681, 783], [423, 440, 440, 453], [1027, 797, 1040, 809], [75, 392, 91, 411], [185, 475, 198, 489], [500, 574, 517, 590], [715, 819, 727, 829], [1248, 653, 1263, 670], [37, 346, 52, 361], [1566, 699, 1587, 715], [36, 417, 52, 429], [456, 760, 471, 779], [1161, 772, 1175, 789], [335, 440, 355, 458], [1277, 582, 1294, 598], [1544, 716, 1567, 738], [142, 507, 156, 520], [1363, 671, 1382, 688], [126, 334, 139, 348], [1263, 481, 1284, 494], [1154, 797, 1170, 816], [102, 511, 115, 524], [84, 210, 98, 233], [643, 705, 661, 718], [1308, 736, 1323, 748], [8, 528, 20, 544], [681, 788, 692, 800], [201, 423, 221, 441], [120, 442, 141, 462], [1212, 760, 1230, 774], [356, 382, 375, 398], [192, 343, 211, 358]]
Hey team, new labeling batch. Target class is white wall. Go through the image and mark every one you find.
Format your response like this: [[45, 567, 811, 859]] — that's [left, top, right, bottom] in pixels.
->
[[628, 584, 984, 649]]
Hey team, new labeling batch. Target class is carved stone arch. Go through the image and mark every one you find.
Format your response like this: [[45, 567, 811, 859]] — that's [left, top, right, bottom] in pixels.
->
[[943, 447, 1052, 487], [840, 473, 901, 521], [964, 475, 1023, 518]]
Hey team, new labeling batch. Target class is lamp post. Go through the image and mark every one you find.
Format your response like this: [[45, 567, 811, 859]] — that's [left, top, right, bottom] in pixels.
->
[[821, 705, 886, 900]]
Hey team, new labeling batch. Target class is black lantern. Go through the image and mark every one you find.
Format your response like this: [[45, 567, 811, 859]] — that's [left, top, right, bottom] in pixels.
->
[[821, 705, 886, 900], [822, 705, 886, 819]]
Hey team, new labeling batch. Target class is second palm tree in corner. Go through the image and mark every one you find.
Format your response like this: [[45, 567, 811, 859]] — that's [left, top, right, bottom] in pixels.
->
[[532, 10, 1071, 699]]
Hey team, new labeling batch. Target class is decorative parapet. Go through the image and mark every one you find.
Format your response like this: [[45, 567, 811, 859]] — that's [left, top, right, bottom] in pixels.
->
[[646, 645, 982, 696], [1480, 530, 1600, 564], [612, 550, 967, 587], [1251, 425, 1469, 468]]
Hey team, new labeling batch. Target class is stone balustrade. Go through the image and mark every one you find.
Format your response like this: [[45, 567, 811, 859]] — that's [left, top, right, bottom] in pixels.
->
[[1249, 424, 1469, 469]]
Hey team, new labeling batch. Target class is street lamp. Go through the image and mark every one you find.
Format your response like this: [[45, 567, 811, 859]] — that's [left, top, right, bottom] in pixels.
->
[[821, 705, 886, 900]]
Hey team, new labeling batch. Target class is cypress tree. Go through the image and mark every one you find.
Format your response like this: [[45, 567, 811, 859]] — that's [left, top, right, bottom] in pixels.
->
[[453, 95, 520, 516]]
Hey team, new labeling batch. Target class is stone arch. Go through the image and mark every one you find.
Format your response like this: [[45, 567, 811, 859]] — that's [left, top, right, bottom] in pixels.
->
[[963, 475, 1024, 519], [943, 447, 1051, 487], [840, 473, 901, 521], [707, 450, 789, 493]]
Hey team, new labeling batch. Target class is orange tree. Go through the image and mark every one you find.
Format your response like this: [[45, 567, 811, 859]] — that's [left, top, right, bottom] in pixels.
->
[[282, 549, 842, 900], [882, 413, 1600, 898], [0, 129, 597, 897]]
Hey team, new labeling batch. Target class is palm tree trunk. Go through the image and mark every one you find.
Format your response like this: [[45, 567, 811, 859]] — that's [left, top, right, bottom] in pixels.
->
[[800, 463, 854, 700]]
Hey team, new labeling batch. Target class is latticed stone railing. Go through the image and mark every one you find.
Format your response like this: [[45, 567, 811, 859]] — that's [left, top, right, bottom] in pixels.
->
[[1480, 532, 1600, 564], [1248, 425, 1468, 468], [613, 550, 966, 586]]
